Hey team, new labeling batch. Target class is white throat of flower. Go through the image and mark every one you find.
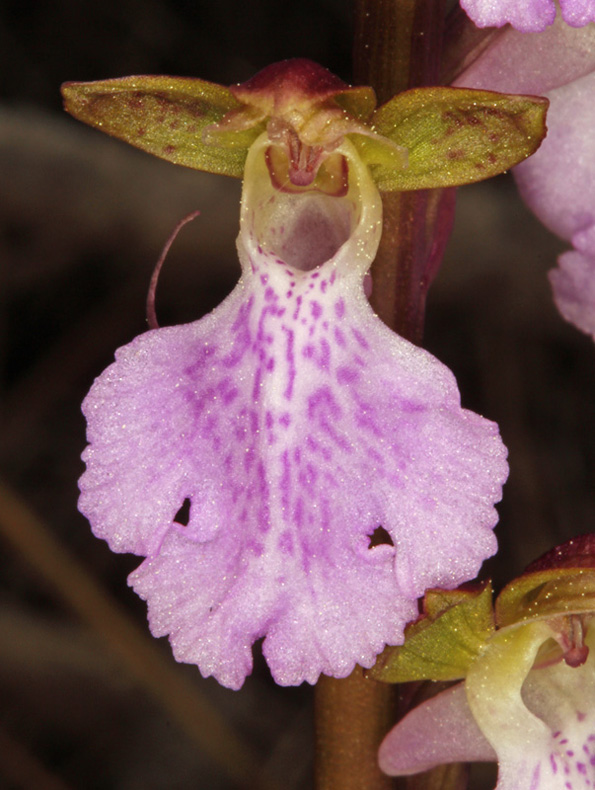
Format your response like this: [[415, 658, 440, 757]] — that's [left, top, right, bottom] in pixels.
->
[[237, 132, 383, 281]]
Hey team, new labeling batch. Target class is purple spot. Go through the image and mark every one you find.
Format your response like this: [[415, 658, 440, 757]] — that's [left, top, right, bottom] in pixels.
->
[[280, 450, 291, 513], [266, 358, 275, 371], [321, 280, 328, 293], [279, 531, 294, 555], [337, 366, 358, 385], [319, 338, 331, 371], [279, 412, 291, 428], [294, 498, 304, 527], [330, 270, 336, 284], [265, 411, 274, 430], [248, 540, 264, 557], [334, 299, 346, 319], [260, 274, 269, 285], [566, 751, 575, 757], [222, 298, 254, 367], [578, 763, 587, 775], [282, 327, 296, 400], [311, 301, 323, 320], [551, 754, 558, 774], [252, 365, 263, 401], [303, 344, 315, 358], [310, 271, 320, 279], [334, 328, 346, 347], [352, 327, 369, 349], [244, 446, 255, 471], [578, 712, 587, 722], [286, 290, 293, 298], [529, 764, 540, 790], [265, 286, 276, 302], [298, 463, 318, 489], [293, 295, 303, 320]]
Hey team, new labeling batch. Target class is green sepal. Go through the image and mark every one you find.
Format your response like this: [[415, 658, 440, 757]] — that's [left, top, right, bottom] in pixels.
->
[[367, 86, 548, 191], [369, 583, 495, 683], [333, 86, 377, 122], [61, 75, 248, 178], [496, 568, 595, 628]]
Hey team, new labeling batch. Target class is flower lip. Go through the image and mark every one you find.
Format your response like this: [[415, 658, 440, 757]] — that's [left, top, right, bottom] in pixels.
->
[[239, 132, 382, 275]]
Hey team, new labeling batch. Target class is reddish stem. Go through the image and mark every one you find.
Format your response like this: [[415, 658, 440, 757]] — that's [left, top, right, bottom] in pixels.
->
[[314, 3, 456, 789]]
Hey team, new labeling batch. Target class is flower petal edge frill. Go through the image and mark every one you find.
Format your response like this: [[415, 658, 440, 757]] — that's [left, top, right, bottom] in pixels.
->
[[78, 134, 508, 689]]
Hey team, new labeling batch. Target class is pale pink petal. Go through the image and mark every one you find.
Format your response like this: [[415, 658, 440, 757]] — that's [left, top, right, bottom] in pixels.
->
[[79, 135, 508, 689], [514, 71, 595, 246], [549, 251, 595, 341], [560, 0, 595, 28], [460, 0, 557, 32], [379, 682, 496, 776], [454, 15, 595, 94], [512, 71, 595, 339]]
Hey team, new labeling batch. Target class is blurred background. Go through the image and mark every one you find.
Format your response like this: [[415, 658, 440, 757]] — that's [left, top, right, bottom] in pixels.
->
[[1, 1, 594, 788]]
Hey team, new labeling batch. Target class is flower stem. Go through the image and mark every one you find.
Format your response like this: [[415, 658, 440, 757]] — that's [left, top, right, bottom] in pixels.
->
[[315, 668, 396, 790], [354, 0, 451, 345], [314, 3, 453, 789]]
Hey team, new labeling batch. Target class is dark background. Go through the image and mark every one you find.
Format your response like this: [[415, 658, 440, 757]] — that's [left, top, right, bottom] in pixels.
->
[[1, 2, 594, 788]]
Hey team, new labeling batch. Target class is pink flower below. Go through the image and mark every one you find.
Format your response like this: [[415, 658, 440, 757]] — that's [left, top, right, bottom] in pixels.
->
[[380, 621, 595, 790], [79, 134, 508, 689]]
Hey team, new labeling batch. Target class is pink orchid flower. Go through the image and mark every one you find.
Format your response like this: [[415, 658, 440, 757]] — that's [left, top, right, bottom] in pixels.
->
[[381, 619, 595, 789], [455, 15, 595, 341], [74, 61, 511, 690], [379, 537, 595, 790]]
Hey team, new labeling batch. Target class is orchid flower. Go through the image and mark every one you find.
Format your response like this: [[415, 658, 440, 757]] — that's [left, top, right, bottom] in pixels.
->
[[63, 60, 546, 689], [460, 0, 595, 32], [455, 14, 595, 341], [376, 535, 595, 789]]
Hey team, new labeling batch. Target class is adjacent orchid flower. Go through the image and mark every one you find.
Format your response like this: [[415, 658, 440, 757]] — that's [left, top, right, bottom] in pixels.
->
[[375, 535, 595, 789], [63, 60, 546, 689], [460, 0, 595, 32], [454, 15, 595, 341]]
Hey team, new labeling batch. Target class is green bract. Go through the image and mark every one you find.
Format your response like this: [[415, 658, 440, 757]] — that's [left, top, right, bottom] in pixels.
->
[[369, 584, 495, 682], [371, 535, 595, 685]]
